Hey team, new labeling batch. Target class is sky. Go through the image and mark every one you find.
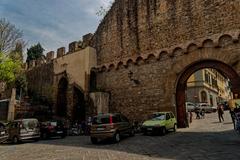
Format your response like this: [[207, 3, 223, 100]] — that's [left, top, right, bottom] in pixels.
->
[[0, 0, 112, 53]]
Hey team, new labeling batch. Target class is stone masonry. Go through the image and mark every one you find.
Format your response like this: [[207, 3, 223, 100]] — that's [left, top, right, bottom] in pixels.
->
[[92, 0, 240, 125], [25, 0, 240, 126]]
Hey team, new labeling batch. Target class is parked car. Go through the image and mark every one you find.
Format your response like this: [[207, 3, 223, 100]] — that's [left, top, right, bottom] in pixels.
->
[[185, 102, 197, 112], [7, 118, 40, 143], [40, 120, 67, 139], [90, 113, 134, 144], [197, 103, 216, 113], [141, 112, 177, 135], [0, 122, 8, 143]]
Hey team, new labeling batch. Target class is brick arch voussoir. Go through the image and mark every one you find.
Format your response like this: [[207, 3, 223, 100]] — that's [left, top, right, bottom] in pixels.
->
[[158, 51, 168, 61], [218, 34, 233, 47], [135, 56, 145, 65], [108, 63, 115, 71]]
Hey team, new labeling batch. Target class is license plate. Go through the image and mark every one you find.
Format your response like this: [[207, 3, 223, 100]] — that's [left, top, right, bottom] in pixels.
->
[[97, 128, 104, 131], [147, 128, 152, 131], [0, 131, 5, 135], [57, 131, 63, 134]]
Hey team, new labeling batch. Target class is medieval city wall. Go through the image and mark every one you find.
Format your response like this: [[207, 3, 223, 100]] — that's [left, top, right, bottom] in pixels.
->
[[93, 0, 240, 65], [93, 0, 240, 122]]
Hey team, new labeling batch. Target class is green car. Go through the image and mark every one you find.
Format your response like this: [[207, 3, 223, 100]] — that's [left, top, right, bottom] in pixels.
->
[[141, 112, 177, 135]]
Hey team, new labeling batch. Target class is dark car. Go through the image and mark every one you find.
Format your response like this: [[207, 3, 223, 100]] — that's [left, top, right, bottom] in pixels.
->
[[0, 122, 8, 143], [7, 119, 40, 143], [40, 120, 67, 139], [90, 113, 134, 144]]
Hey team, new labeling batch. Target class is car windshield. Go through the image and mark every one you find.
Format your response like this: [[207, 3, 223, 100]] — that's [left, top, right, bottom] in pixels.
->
[[150, 113, 166, 120], [50, 122, 57, 126], [92, 116, 110, 124], [22, 119, 38, 129], [0, 123, 5, 129]]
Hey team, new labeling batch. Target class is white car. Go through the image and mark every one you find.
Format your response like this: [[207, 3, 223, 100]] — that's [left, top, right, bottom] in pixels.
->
[[185, 102, 197, 112], [197, 103, 216, 113]]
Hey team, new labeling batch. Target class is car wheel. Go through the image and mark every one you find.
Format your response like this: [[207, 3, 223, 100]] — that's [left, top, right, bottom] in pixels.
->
[[173, 124, 177, 132], [42, 133, 48, 139], [90, 137, 98, 144], [113, 132, 120, 143], [143, 130, 148, 136], [61, 134, 66, 139], [12, 136, 19, 144], [161, 127, 166, 136], [34, 138, 40, 142]]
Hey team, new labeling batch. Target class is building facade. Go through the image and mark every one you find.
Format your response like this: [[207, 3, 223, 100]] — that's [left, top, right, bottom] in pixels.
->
[[186, 69, 233, 107], [23, 0, 240, 127]]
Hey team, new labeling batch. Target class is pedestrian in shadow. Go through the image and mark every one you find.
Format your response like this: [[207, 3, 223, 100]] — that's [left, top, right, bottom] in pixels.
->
[[229, 109, 236, 129], [195, 108, 200, 119], [217, 104, 224, 122]]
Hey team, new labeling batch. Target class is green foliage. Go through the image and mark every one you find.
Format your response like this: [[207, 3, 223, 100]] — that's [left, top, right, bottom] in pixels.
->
[[26, 43, 44, 63], [9, 40, 26, 62], [0, 52, 22, 84]]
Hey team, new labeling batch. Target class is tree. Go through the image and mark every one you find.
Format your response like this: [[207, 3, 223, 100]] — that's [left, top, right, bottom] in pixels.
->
[[0, 18, 23, 53], [0, 52, 22, 84], [26, 43, 44, 63], [9, 40, 26, 62]]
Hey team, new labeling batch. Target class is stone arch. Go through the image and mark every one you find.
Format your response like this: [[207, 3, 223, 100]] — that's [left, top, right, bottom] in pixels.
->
[[186, 43, 198, 53], [73, 85, 86, 121], [116, 61, 124, 70], [126, 59, 134, 67], [170, 47, 184, 58], [200, 90, 208, 103], [176, 59, 240, 128], [135, 56, 144, 65], [56, 77, 68, 117], [218, 34, 233, 47], [108, 64, 115, 71], [158, 51, 168, 61], [100, 65, 107, 72], [202, 39, 214, 48], [145, 54, 156, 63]]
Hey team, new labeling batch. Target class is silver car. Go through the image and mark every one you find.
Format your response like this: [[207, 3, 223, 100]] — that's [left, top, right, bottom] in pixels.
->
[[197, 103, 216, 113], [0, 122, 8, 143], [7, 119, 40, 143], [186, 102, 197, 112]]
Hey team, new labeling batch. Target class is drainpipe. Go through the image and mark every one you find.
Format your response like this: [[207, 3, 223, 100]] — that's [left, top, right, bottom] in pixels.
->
[[7, 88, 16, 121]]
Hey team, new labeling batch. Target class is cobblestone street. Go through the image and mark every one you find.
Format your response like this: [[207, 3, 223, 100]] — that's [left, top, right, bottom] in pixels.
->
[[1, 112, 240, 160]]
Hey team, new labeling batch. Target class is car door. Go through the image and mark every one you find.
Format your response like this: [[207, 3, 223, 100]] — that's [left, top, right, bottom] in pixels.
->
[[170, 112, 176, 127], [165, 113, 172, 130], [8, 122, 19, 140], [120, 114, 131, 134]]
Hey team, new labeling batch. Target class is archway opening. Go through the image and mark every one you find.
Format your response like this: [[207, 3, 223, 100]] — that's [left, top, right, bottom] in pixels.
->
[[73, 86, 86, 122], [176, 60, 240, 128], [56, 77, 68, 117]]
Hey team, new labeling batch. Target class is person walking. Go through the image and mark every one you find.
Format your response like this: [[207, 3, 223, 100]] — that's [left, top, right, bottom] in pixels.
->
[[229, 109, 236, 129], [217, 104, 224, 122]]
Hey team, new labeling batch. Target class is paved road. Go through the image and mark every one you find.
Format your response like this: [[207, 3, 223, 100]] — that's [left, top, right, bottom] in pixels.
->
[[1, 112, 239, 160]]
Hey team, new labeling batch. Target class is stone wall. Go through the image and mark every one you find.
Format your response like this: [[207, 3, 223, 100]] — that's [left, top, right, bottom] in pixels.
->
[[96, 31, 240, 123], [26, 62, 54, 104], [92, 0, 240, 125], [92, 0, 240, 65]]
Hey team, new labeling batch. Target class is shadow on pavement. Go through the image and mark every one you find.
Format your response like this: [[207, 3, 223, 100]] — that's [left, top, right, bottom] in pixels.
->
[[31, 129, 240, 160]]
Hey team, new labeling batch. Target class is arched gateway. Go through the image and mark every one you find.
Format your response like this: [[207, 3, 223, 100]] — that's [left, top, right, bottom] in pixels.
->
[[91, 0, 240, 128], [56, 77, 68, 117], [176, 60, 240, 127]]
